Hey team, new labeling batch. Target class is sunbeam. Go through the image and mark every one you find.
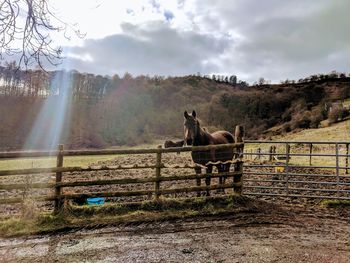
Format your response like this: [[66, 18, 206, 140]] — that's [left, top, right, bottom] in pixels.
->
[[24, 69, 73, 150]]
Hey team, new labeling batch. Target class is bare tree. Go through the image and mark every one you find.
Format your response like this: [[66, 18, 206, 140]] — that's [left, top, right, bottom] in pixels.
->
[[0, 0, 84, 69]]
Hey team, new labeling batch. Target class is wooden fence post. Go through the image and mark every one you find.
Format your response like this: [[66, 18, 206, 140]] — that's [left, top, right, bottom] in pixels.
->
[[309, 143, 313, 166], [285, 143, 290, 196], [234, 125, 244, 194], [257, 148, 261, 160], [233, 160, 243, 194], [234, 125, 244, 158], [234, 125, 244, 143], [155, 145, 162, 199], [54, 144, 64, 214], [346, 144, 349, 175]]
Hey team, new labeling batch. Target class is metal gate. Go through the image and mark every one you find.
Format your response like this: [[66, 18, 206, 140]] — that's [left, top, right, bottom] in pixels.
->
[[243, 141, 350, 200]]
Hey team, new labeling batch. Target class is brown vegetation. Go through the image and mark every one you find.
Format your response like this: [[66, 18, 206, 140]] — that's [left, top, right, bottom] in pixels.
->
[[0, 65, 349, 150]]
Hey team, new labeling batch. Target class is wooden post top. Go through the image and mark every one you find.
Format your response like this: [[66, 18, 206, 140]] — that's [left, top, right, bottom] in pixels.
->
[[234, 125, 244, 143]]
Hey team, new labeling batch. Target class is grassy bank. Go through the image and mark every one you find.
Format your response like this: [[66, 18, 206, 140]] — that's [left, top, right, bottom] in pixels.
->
[[0, 195, 259, 237]]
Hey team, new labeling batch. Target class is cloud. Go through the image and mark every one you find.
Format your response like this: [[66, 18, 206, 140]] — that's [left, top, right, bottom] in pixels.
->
[[187, 0, 350, 82], [61, 21, 232, 76], [54, 0, 350, 83]]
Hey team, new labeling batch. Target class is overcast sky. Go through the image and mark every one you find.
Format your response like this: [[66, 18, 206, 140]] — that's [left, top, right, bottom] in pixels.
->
[[48, 0, 349, 83]]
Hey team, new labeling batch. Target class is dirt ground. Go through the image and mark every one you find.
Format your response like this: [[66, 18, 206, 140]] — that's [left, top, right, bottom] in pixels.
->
[[1, 202, 350, 263]]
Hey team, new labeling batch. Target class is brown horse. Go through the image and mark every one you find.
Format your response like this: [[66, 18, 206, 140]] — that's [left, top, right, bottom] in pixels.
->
[[183, 110, 234, 196], [164, 140, 184, 148]]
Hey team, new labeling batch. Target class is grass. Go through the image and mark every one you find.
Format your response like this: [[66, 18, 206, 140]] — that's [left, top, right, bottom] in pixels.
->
[[68, 195, 247, 217], [343, 98, 350, 106], [0, 139, 168, 171], [108, 139, 166, 149], [0, 195, 253, 237], [275, 119, 350, 169], [320, 199, 350, 208], [244, 119, 350, 171], [245, 144, 349, 171], [0, 155, 119, 170], [273, 119, 350, 142]]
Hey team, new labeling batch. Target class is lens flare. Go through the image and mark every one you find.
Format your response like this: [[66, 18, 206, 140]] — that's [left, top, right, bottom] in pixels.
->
[[24, 70, 73, 150]]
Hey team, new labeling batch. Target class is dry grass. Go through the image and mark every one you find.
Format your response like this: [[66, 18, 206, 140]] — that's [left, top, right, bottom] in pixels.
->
[[273, 119, 350, 142], [0, 155, 120, 170], [244, 120, 350, 170]]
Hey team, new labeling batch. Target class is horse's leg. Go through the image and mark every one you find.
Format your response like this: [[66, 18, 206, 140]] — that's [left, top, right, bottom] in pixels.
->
[[205, 165, 213, 196], [194, 166, 201, 197]]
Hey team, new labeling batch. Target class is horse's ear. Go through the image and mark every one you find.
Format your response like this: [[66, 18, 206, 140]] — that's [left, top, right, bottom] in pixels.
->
[[192, 110, 197, 118], [184, 110, 189, 119]]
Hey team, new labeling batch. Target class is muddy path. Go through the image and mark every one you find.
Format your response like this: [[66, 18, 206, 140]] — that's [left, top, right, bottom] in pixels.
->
[[1, 203, 350, 263]]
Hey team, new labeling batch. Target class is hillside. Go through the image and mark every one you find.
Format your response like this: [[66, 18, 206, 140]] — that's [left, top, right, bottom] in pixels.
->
[[273, 118, 350, 142], [0, 68, 350, 150]]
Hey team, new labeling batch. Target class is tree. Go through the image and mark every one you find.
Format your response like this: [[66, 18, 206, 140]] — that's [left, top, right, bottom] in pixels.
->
[[229, 75, 237, 85], [258, 77, 265, 85], [0, 0, 83, 69]]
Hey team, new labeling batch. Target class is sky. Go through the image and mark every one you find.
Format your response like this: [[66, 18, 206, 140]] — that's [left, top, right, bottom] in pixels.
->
[[44, 0, 350, 83]]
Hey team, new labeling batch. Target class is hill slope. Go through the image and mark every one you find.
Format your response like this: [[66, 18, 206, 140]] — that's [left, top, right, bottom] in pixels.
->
[[1, 70, 350, 150], [273, 119, 350, 142]]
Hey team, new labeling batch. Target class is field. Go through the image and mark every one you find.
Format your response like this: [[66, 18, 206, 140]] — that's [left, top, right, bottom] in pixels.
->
[[246, 119, 350, 168], [0, 155, 118, 171], [0, 124, 350, 262], [1, 121, 349, 215], [0, 140, 167, 170]]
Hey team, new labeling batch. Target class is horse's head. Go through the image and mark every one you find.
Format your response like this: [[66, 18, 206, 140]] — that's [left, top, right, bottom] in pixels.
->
[[183, 110, 199, 146]]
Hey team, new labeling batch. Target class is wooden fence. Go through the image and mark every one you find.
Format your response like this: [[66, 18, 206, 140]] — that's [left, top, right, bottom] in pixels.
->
[[243, 141, 350, 200], [0, 143, 244, 214]]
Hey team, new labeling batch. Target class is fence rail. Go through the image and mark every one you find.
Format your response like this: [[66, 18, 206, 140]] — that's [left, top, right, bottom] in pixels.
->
[[0, 143, 244, 214], [0, 143, 244, 158]]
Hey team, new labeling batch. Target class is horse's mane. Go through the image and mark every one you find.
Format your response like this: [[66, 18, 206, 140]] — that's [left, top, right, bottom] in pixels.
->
[[196, 123, 214, 145]]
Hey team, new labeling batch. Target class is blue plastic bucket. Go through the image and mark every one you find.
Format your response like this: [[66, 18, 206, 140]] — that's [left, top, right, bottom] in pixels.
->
[[86, 197, 105, 205]]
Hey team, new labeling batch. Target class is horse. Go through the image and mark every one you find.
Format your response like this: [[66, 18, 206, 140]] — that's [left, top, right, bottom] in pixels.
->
[[164, 140, 184, 148], [183, 110, 234, 196]]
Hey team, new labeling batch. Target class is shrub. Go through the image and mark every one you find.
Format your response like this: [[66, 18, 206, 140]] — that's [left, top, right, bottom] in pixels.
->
[[290, 111, 311, 130], [310, 106, 326, 128], [328, 106, 349, 124]]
